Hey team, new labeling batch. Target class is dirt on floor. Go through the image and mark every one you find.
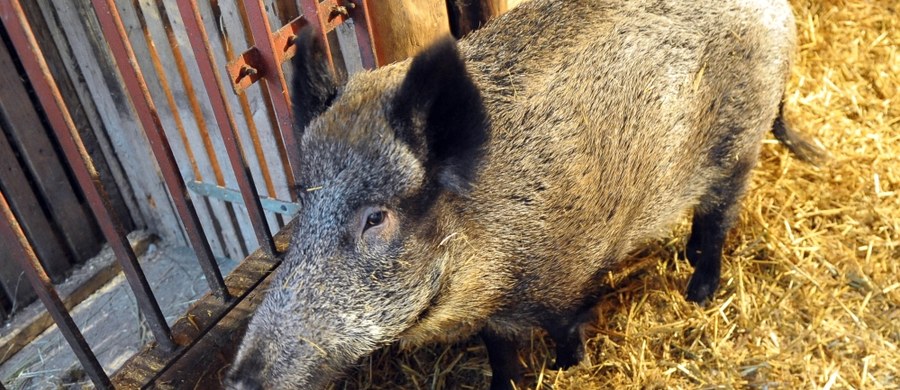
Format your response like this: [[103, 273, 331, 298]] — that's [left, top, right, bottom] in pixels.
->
[[0, 244, 238, 389]]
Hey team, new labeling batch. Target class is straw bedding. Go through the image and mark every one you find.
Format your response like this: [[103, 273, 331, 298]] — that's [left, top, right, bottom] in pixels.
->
[[339, 0, 899, 388]]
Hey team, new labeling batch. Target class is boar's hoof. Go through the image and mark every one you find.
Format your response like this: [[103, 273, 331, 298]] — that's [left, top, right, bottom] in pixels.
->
[[547, 321, 586, 370], [685, 271, 720, 303], [551, 342, 585, 370]]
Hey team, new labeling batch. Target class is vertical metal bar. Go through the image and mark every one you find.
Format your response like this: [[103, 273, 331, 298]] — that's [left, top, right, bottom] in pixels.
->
[[0, 187, 112, 389], [156, 0, 227, 187], [298, 0, 336, 72], [88, 0, 230, 300], [156, 0, 225, 186], [349, 0, 377, 69], [175, 0, 275, 257], [132, 0, 202, 181], [0, 0, 175, 350], [242, 0, 302, 192], [211, 1, 282, 205]]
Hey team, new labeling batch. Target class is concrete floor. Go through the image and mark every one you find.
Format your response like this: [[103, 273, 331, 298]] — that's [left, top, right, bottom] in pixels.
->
[[0, 243, 238, 389]]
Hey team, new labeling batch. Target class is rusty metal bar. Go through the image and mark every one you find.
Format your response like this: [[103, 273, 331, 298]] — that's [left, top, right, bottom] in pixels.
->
[[0, 191, 112, 389], [0, 191, 111, 388], [242, 0, 302, 188], [210, 1, 282, 205], [225, 16, 305, 96], [132, 0, 202, 182], [309, 0, 378, 69], [175, 0, 275, 257], [228, 0, 379, 90], [299, 0, 337, 72], [317, 0, 350, 33], [155, 0, 227, 186], [349, 0, 377, 69], [314, 0, 378, 72], [0, 0, 175, 351], [88, 0, 231, 300]]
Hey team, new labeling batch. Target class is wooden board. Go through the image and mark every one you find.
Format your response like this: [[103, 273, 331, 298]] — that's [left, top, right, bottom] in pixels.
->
[[29, 0, 143, 233], [0, 232, 36, 314], [18, 0, 137, 236], [0, 26, 102, 264], [36, 0, 185, 246], [112, 0, 230, 261], [153, 272, 272, 388], [0, 132, 43, 305], [0, 35, 71, 284], [142, 0, 249, 260]]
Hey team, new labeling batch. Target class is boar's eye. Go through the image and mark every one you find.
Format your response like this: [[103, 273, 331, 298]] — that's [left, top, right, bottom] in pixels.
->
[[357, 207, 392, 240], [364, 210, 385, 231]]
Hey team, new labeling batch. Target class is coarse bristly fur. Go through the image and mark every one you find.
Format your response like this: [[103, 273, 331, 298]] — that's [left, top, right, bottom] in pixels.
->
[[226, 0, 821, 389]]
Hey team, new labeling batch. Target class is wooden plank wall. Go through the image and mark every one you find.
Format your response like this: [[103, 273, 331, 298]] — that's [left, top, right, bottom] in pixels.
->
[[0, 25, 111, 320], [32, 0, 186, 247], [116, 0, 366, 260], [17, 0, 342, 264], [3, 0, 451, 323]]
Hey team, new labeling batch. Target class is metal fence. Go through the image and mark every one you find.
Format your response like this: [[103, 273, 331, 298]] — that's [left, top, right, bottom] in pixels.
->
[[0, 0, 376, 387]]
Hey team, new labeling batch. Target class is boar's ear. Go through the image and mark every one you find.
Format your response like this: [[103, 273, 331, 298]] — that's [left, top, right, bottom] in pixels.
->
[[291, 27, 339, 136], [389, 37, 488, 194]]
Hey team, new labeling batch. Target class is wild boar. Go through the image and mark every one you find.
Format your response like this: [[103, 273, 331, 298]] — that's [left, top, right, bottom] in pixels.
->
[[227, 0, 819, 388]]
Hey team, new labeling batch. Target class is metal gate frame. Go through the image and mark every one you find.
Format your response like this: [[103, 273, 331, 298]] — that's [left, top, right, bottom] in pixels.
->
[[0, 0, 377, 387]]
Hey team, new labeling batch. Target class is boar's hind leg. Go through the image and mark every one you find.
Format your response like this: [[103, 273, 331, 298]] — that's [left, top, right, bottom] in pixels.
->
[[481, 330, 523, 390], [685, 159, 755, 303]]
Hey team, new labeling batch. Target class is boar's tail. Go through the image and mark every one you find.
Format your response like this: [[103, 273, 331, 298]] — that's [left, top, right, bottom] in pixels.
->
[[772, 102, 828, 164]]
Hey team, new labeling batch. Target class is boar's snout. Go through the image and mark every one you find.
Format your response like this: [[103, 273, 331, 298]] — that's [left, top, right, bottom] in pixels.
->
[[224, 375, 261, 390], [225, 347, 264, 390], [226, 330, 338, 389]]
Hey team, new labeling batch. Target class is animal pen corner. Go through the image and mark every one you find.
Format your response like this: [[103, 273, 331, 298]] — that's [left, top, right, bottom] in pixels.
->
[[0, 0, 392, 387]]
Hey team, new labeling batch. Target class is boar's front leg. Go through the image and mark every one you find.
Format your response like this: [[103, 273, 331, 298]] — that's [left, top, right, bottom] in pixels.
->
[[543, 307, 596, 370], [546, 323, 584, 370], [685, 159, 755, 303], [481, 330, 523, 390]]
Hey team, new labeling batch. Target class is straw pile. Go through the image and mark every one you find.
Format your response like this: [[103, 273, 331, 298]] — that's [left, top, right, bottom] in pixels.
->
[[339, 0, 899, 388]]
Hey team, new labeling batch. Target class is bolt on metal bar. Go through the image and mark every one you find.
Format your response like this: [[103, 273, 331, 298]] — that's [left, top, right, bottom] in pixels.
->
[[242, 0, 301, 189], [175, 0, 275, 257], [0, 0, 174, 351], [210, 1, 284, 206], [0, 187, 112, 388], [88, 0, 231, 301]]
